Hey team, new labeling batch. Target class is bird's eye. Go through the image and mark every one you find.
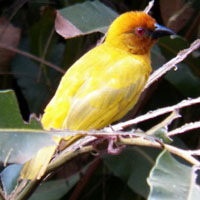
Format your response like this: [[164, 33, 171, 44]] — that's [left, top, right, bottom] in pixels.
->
[[135, 27, 145, 36]]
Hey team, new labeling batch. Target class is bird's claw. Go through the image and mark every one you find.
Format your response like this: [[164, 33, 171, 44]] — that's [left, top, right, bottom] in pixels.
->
[[107, 136, 125, 155]]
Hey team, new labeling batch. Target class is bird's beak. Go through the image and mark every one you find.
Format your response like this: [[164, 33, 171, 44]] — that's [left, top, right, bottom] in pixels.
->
[[151, 23, 175, 39]]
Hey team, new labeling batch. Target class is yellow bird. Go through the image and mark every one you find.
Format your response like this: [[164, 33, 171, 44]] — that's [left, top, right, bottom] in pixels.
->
[[22, 11, 174, 180], [42, 11, 174, 131]]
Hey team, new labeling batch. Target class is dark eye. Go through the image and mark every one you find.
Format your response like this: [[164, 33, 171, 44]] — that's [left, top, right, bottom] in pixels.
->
[[136, 27, 145, 36]]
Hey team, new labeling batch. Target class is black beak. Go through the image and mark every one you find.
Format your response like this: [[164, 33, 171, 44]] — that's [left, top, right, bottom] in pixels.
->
[[151, 23, 175, 39]]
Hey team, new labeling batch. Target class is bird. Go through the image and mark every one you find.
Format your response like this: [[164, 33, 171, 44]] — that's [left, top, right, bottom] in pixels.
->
[[41, 11, 174, 132], [22, 11, 174, 180]]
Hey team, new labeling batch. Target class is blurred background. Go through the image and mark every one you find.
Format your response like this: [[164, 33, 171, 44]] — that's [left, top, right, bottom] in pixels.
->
[[0, 0, 199, 199]]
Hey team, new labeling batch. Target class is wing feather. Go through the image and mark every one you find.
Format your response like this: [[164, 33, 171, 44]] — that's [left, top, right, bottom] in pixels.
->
[[42, 44, 150, 130]]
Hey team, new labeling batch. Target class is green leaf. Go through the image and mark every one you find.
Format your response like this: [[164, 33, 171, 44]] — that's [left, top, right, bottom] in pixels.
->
[[11, 38, 63, 114], [158, 37, 200, 97], [29, 177, 79, 200], [0, 129, 56, 164], [0, 90, 41, 129], [151, 44, 167, 70], [12, 8, 66, 114], [0, 164, 23, 195], [55, 0, 118, 38], [147, 150, 200, 200], [153, 128, 172, 144], [29, 8, 57, 58], [103, 146, 161, 198]]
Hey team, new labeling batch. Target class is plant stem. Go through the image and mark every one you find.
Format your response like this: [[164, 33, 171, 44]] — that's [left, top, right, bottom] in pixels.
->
[[119, 137, 200, 166], [0, 43, 64, 74], [15, 145, 94, 200]]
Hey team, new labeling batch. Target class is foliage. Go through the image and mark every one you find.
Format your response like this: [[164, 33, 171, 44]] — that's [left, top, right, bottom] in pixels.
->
[[0, 0, 200, 200]]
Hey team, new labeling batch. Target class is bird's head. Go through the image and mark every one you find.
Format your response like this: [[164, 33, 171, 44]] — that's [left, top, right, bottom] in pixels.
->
[[105, 11, 175, 55]]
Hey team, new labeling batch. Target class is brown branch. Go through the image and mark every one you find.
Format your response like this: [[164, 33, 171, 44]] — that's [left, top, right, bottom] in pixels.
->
[[69, 157, 101, 200], [0, 43, 65, 74]]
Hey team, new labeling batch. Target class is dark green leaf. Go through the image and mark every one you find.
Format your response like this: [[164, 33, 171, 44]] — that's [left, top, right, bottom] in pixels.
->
[[55, 0, 118, 38], [29, 8, 57, 58], [158, 37, 200, 97], [11, 38, 63, 114], [29, 177, 79, 200], [103, 146, 161, 198]]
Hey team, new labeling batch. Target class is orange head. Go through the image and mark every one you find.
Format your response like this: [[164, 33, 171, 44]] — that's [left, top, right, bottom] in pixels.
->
[[105, 11, 174, 54]]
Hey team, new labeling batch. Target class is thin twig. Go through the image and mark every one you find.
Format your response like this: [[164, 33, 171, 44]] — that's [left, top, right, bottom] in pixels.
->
[[119, 137, 200, 166], [145, 39, 200, 89], [146, 110, 180, 135], [144, 0, 155, 14], [0, 43, 65, 74], [14, 180, 40, 200], [189, 149, 200, 156], [37, 27, 55, 83], [0, 187, 6, 200], [48, 145, 94, 172], [168, 121, 200, 136], [9, 179, 29, 200], [14, 145, 95, 200], [112, 96, 200, 131]]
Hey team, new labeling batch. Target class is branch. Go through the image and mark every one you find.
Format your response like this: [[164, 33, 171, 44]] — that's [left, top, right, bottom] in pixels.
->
[[145, 39, 200, 89], [119, 137, 200, 166], [111, 96, 200, 131], [15, 144, 95, 200], [168, 121, 200, 136], [145, 110, 180, 135], [0, 43, 65, 74], [0, 187, 6, 200], [144, 0, 155, 13]]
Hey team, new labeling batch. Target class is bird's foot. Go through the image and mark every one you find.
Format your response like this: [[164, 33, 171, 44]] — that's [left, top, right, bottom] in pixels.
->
[[107, 136, 125, 155]]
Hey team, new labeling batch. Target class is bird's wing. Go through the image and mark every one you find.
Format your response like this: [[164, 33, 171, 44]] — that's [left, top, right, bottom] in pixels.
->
[[42, 45, 150, 130], [63, 81, 137, 130], [63, 57, 149, 130]]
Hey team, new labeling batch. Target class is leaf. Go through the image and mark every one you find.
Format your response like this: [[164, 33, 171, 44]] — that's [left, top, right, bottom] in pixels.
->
[[147, 150, 200, 200], [0, 164, 23, 195], [153, 128, 172, 144], [29, 8, 57, 58], [0, 90, 41, 129], [11, 38, 63, 114], [0, 129, 56, 164], [29, 161, 97, 200], [29, 177, 79, 200], [151, 44, 167, 71], [11, 8, 66, 114], [103, 146, 161, 198], [155, 37, 200, 97], [55, 0, 118, 38]]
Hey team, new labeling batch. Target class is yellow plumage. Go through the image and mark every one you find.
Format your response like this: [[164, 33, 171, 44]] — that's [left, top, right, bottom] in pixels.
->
[[42, 43, 151, 130], [21, 11, 174, 180]]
